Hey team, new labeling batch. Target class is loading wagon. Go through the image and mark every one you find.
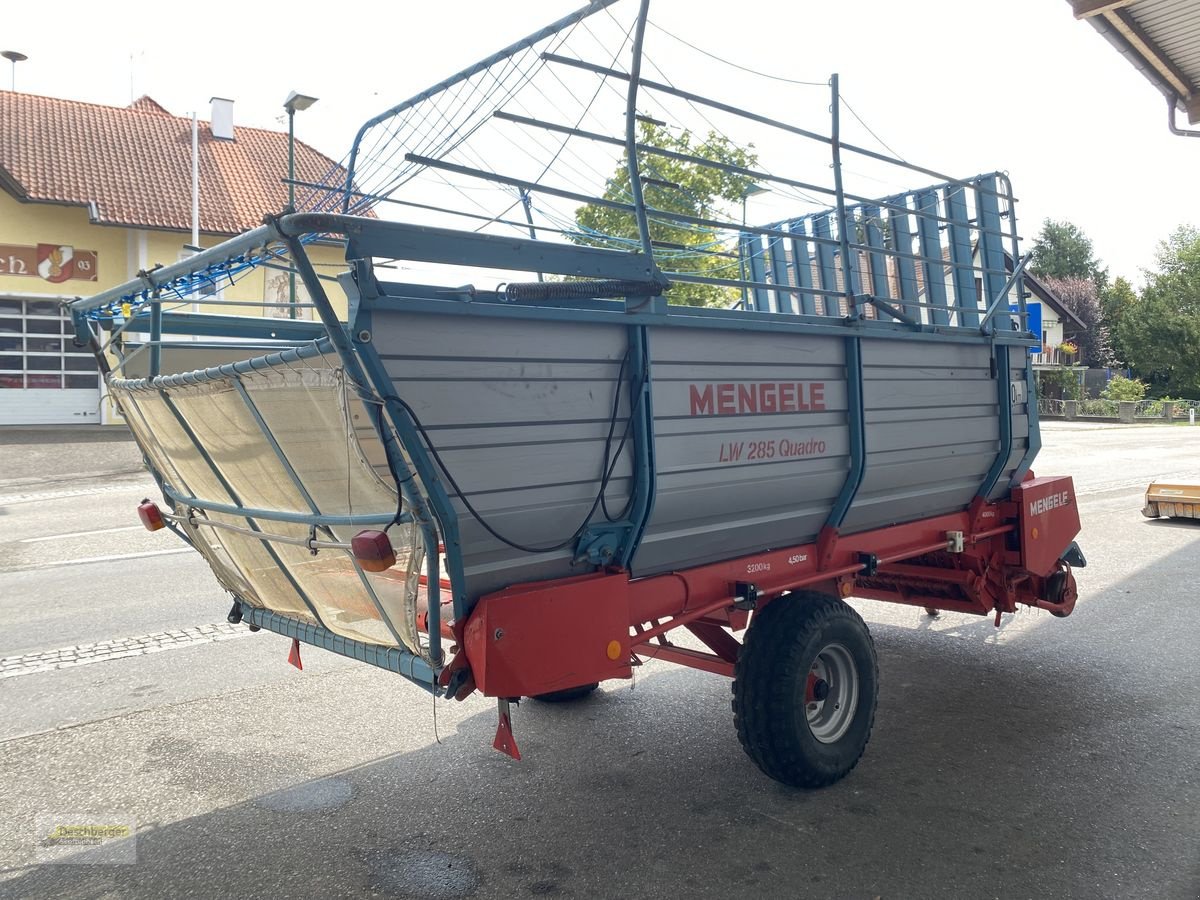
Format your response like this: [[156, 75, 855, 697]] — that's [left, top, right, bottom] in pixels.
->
[[67, 0, 1085, 787]]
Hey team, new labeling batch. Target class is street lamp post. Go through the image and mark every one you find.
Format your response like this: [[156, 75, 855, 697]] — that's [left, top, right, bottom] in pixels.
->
[[283, 91, 318, 319], [1, 51, 28, 91], [739, 183, 770, 309]]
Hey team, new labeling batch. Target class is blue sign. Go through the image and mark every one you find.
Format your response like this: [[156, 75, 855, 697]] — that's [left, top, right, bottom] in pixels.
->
[[1009, 301, 1042, 353]]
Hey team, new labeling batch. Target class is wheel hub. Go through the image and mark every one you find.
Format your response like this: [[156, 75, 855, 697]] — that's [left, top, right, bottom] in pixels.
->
[[804, 642, 860, 744]]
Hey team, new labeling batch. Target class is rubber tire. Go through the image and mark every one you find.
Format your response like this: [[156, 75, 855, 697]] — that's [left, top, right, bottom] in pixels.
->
[[530, 682, 600, 703], [733, 592, 878, 788]]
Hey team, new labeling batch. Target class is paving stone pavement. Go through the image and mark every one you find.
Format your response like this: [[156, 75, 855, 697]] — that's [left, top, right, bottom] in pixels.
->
[[0, 623, 252, 679]]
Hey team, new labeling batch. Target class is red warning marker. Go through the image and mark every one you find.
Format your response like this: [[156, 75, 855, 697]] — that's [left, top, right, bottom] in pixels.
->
[[287, 638, 303, 670], [492, 699, 521, 760]]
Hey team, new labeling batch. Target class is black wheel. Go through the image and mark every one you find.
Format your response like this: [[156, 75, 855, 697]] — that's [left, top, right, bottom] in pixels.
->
[[733, 592, 878, 788], [530, 682, 600, 703]]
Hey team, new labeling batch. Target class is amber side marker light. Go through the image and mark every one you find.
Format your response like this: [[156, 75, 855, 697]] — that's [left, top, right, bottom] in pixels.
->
[[138, 499, 165, 532], [352, 530, 396, 572]]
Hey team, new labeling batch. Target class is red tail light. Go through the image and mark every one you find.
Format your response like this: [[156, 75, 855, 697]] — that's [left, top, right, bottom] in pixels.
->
[[138, 499, 165, 531], [352, 529, 396, 572]]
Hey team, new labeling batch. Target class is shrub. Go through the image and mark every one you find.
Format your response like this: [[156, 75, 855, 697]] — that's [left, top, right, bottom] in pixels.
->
[[1101, 374, 1147, 402]]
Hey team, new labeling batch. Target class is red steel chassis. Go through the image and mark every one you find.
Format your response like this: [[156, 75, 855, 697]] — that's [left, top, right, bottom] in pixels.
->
[[421, 473, 1081, 716]]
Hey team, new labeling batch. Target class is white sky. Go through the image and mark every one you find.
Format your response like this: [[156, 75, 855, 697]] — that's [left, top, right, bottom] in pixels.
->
[[5, 0, 1196, 288]]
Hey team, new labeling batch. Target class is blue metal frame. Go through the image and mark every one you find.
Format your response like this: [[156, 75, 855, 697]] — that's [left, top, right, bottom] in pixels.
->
[[160, 484, 405, 528]]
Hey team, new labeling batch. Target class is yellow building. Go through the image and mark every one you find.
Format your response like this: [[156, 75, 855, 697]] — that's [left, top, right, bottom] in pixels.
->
[[0, 92, 350, 425]]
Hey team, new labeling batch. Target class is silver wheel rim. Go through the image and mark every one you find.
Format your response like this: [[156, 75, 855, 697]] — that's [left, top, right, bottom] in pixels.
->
[[804, 642, 859, 744]]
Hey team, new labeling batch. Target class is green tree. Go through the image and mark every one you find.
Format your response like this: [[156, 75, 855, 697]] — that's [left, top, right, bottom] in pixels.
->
[[1099, 276, 1136, 366], [572, 122, 757, 307], [1118, 226, 1200, 395], [1040, 275, 1114, 368], [1030, 219, 1107, 290]]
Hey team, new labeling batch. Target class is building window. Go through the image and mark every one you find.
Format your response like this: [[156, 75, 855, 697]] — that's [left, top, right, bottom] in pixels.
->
[[0, 299, 97, 389]]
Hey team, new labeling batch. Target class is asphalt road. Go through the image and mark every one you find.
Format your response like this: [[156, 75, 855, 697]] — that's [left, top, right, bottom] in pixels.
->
[[1, 422, 1198, 899]]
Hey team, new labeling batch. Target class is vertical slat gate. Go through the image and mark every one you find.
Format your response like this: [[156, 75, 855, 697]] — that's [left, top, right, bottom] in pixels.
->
[[914, 189, 950, 326], [745, 234, 770, 312], [890, 199, 921, 323], [813, 214, 839, 317], [944, 185, 979, 328], [862, 205, 893, 320], [768, 235, 792, 314], [788, 220, 818, 316], [975, 175, 1011, 333]]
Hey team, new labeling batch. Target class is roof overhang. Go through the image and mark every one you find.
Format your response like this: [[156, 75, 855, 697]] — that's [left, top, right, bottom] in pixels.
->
[[1069, 0, 1200, 129]]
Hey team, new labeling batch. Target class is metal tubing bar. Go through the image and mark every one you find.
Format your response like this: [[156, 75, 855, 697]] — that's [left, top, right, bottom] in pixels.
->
[[631, 641, 735, 677], [148, 293, 162, 377], [862, 295, 918, 327], [179, 515, 350, 550], [1010, 352, 1041, 487], [124, 342, 314, 354], [979, 254, 1032, 334], [69, 224, 279, 313], [829, 76, 858, 317], [494, 110, 1012, 235], [111, 339, 333, 393], [367, 278, 1037, 345], [620, 325, 657, 568], [541, 54, 1013, 199], [631, 595, 736, 646], [405, 153, 633, 212], [823, 336, 866, 528], [340, 0, 620, 211], [331, 202, 662, 283], [976, 347, 1013, 500], [240, 605, 440, 692], [623, 0, 656, 261]]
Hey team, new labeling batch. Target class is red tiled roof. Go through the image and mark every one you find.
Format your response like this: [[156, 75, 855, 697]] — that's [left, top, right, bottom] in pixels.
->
[[0, 91, 347, 235]]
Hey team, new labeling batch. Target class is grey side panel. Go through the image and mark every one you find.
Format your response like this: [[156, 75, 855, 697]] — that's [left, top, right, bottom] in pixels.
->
[[371, 312, 631, 599], [841, 339, 1000, 533], [370, 309, 1037, 603], [634, 327, 848, 575]]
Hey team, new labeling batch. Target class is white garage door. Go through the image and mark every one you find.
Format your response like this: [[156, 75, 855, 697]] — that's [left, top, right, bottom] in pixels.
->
[[0, 297, 101, 425]]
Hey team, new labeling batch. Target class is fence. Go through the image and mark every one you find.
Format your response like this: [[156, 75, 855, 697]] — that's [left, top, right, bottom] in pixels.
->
[[1039, 397, 1200, 422]]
